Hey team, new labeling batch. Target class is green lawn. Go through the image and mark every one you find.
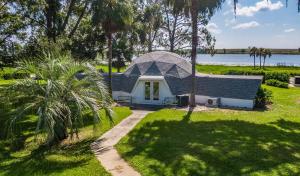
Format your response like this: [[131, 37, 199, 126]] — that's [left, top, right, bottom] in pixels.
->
[[116, 86, 300, 176], [0, 107, 132, 176], [196, 65, 300, 75], [95, 64, 126, 73]]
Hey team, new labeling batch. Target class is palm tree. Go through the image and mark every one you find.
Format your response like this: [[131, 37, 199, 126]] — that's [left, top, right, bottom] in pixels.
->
[[249, 46, 258, 69], [92, 0, 133, 94], [256, 48, 264, 69], [7, 53, 113, 146], [262, 49, 272, 69], [167, 0, 223, 107]]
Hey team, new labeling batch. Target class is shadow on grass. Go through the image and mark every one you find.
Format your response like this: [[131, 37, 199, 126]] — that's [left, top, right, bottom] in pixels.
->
[[121, 114, 300, 175], [0, 138, 95, 176]]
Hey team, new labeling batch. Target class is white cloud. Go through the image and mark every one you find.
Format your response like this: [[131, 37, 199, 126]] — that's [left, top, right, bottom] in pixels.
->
[[284, 28, 296, 33], [232, 21, 260, 29], [206, 23, 222, 34], [236, 0, 283, 17]]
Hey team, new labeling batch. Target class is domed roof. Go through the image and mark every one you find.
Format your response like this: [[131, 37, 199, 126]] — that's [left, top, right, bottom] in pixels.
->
[[124, 51, 192, 78]]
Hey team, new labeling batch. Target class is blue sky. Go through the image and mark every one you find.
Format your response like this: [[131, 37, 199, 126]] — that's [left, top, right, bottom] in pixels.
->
[[207, 0, 300, 49]]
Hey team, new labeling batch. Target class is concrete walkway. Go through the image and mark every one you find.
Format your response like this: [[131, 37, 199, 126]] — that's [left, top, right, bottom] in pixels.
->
[[91, 110, 151, 176]]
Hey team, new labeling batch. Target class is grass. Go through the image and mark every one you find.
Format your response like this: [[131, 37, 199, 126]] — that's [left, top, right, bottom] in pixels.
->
[[196, 65, 300, 75], [95, 64, 126, 73], [116, 86, 300, 176], [1, 65, 299, 78], [0, 79, 16, 85], [0, 106, 132, 176]]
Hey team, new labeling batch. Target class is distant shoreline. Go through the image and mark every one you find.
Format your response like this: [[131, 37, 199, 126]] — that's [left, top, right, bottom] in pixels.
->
[[205, 49, 300, 55], [196, 63, 300, 67]]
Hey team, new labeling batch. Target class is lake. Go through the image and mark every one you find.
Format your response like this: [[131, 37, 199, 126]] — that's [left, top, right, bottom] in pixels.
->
[[197, 54, 300, 66]]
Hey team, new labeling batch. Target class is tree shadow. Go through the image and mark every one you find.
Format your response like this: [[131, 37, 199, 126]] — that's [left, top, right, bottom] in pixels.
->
[[271, 119, 300, 132], [0, 138, 95, 176], [121, 118, 300, 176]]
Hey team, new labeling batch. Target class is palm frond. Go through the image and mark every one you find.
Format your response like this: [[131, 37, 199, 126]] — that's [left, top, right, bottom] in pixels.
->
[[8, 53, 113, 145]]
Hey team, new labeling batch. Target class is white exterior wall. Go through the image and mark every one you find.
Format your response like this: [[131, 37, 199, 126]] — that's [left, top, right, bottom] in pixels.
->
[[112, 91, 131, 101], [131, 80, 174, 105], [195, 95, 211, 104], [220, 98, 254, 109], [196, 95, 254, 109]]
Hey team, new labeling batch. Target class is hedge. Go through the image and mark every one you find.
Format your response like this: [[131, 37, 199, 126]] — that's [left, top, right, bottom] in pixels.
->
[[224, 70, 295, 83], [265, 79, 289, 88]]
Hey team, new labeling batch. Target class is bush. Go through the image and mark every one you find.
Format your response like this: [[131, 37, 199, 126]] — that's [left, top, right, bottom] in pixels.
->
[[224, 70, 291, 83], [255, 87, 273, 108], [265, 72, 290, 83], [265, 79, 289, 88], [2, 72, 29, 80]]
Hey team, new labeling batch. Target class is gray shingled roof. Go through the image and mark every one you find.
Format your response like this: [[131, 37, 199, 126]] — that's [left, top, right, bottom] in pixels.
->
[[103, 51, 263, 100], [195, 75, 262, 100]]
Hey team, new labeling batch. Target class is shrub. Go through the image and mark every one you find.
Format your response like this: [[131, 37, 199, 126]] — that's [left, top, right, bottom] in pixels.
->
[[255, 87, 273, 108], [265, 79, 289, 88], [265, 72, 290, 83], [224, 70, 292, 83], [2, 72, 29, 80]]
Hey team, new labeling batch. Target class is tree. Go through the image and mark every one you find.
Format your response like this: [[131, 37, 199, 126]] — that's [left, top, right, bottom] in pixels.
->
[[262, 48, 272, 69], [12, 0, 91, 42], [136, 1, 163, 52], [168, 0, 224, 107], [92, 0, 133, 94], [0, 1, 27, 65], [7, 53, 113, 146], [160, 0, 215, 53], [68, 18, 107, 60], [112, 32, 133, 72], [160, 1, 190, 52], [249, 47, 258, 69], [256, 48, 264, 69]]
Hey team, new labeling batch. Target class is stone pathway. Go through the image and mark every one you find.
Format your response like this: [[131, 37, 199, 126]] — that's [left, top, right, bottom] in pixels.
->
[[91, 110, 151, 176]]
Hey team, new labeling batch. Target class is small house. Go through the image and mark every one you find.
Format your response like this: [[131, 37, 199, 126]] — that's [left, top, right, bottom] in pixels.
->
[[105, 51, 263, 109]]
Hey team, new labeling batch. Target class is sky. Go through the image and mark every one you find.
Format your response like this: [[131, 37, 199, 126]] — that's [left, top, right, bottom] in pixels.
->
[[206, 0, 300, 49]]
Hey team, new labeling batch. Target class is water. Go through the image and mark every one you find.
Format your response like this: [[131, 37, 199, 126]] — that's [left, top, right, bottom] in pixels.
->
[[197, 54, 300, 66]]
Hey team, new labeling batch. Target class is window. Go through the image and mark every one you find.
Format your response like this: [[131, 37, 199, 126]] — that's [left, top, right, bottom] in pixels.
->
[[145, 82, 150, 100], [153, 82, 159, 100]]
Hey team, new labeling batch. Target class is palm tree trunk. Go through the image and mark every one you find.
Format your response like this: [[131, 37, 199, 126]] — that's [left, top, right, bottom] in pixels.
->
[[190, 0, 198, 107], [259, 56, 262, 69], [49, 120, 68, 146], [263, 57, 266, 69], [254, 56, 256, 68], [107, 33, 113, 95]]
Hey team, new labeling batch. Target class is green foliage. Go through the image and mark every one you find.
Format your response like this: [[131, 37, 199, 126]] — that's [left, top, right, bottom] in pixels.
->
[[255, 87, 273, 108], [265, 72, 290, 83], [265, 79, 289, 89], [0, 106, 131, 176], [112, 32, 133, 72], [224, 70, 293, 83], [1, 72, 29, 80], [5, 53, 113, 146], [91, 0, 133, 34]]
